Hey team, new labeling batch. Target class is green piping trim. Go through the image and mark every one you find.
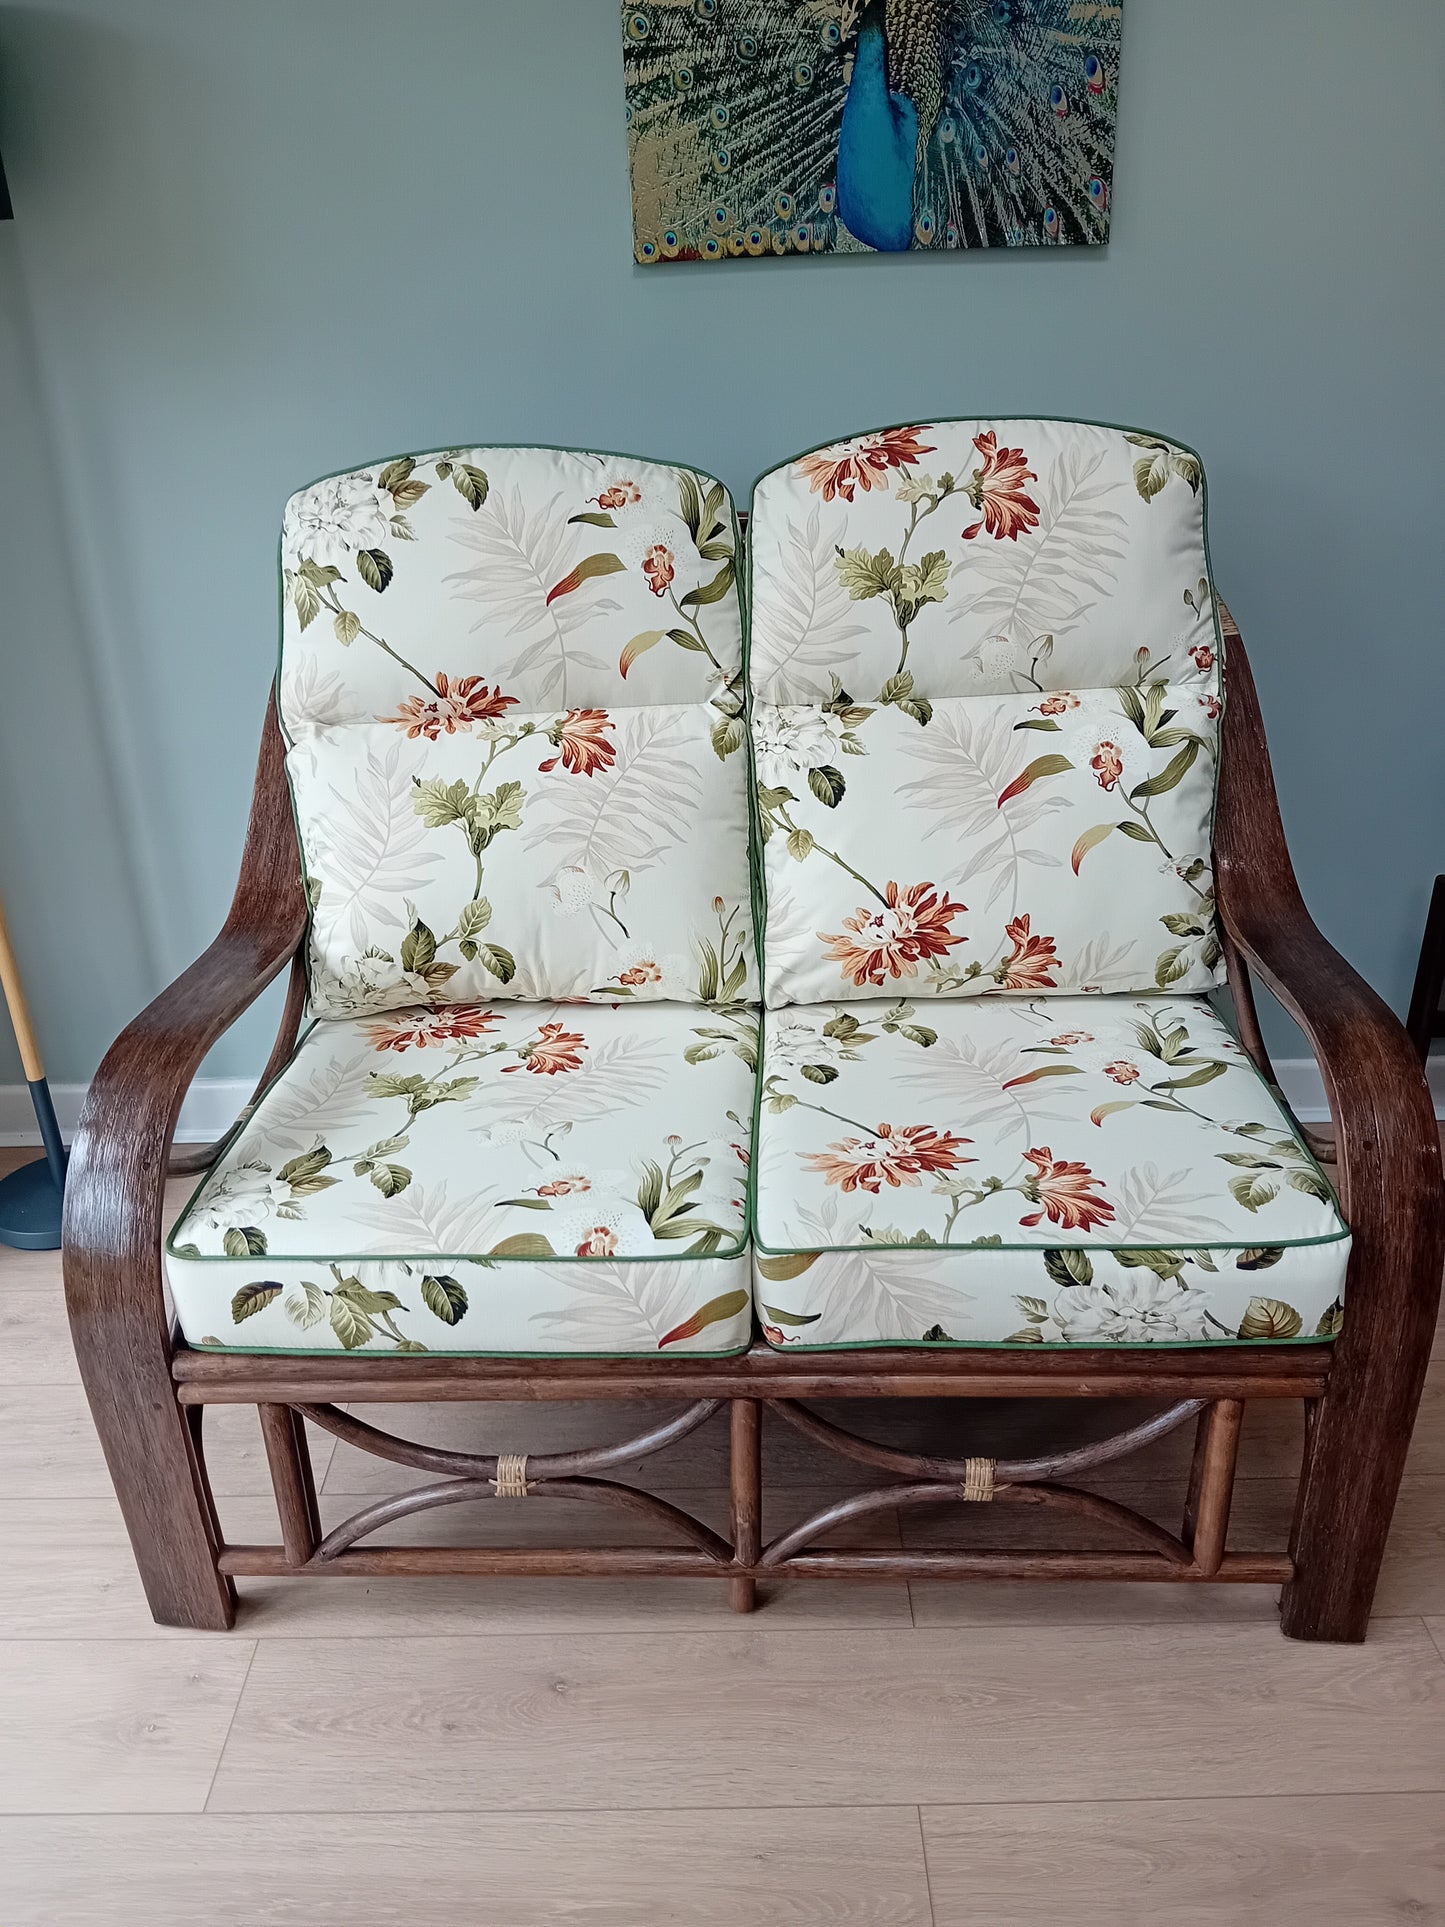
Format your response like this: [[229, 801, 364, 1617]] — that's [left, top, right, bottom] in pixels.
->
[[751, 1227, 1351, 1257], [180, 1341, 753, 1360], [747, 413, 1217, 521], [168, 1242, 753, 1269], [745, 1005, 768, 1253], [757, 1332, 1338, 1354], [736, 498, 768, 994]]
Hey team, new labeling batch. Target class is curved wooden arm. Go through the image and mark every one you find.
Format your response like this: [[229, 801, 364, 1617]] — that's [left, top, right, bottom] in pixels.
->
[[61, 691, 305, 1629], [165, 950, 308, 1176], [1215, 615, 1442, 1231], [1216, 612, 1444, 1638], [66, 688, 305, 1242]]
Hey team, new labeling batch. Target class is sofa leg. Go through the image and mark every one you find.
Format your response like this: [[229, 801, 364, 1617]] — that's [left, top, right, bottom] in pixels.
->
[[729, 1398, 761, 1613], [87, 1364, 235, 1631], [64, 1243, 236, 1632], [1281, 1343, 1428, 1643], [729, 1574, 757, 1613]]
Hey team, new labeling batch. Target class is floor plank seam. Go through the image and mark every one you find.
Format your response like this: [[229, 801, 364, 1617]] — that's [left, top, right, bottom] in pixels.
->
[[201, 1641, 259, 1816], [1, 1800, 966, 1819], [914, 1805, 938, 1927], [914, 1782, 1445, 1812], [16, 1610, 1438, 1639], [45, 1785, 1445, 1821]]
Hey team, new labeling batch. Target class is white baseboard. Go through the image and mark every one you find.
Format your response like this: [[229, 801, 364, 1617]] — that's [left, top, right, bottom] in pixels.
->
[[0, 1078, 255, 1147], [3, 1060, 1442, 1148], [1276, 1055, 1444, 1123]]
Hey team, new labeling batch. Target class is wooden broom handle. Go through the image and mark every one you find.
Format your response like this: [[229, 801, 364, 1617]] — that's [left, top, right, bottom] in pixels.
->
[[0, 890, 45, 1082]]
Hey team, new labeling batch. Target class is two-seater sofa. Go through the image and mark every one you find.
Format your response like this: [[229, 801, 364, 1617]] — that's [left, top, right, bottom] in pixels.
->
[[64, 422, 1443, 1637]]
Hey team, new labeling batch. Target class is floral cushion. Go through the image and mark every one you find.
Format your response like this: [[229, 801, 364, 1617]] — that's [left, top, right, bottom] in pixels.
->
[[748, 420, 1225, 1006], [279, 446, 752, 1017], [753, 996, 1349, 1348], [166, 1001, 757, 1356]]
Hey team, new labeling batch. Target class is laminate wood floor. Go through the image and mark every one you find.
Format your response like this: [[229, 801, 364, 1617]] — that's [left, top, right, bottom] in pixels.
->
[[1, 1142, 1442, 1924]]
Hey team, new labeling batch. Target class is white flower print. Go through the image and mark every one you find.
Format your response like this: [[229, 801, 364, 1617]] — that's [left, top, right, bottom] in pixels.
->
[[192, 1160, 285, 1232], [1052, 1276, 1214, 1344], [765, 1012, 858, 1072], [315, 952, 434, 1017], [752, 707, 848, 786], [548, 866, 600, 916], [283, 471, 393, 570]]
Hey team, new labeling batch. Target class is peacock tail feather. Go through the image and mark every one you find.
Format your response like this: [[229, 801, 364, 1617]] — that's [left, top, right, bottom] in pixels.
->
[[622, 0, 1122, 261], [885, 0, 948, 160]]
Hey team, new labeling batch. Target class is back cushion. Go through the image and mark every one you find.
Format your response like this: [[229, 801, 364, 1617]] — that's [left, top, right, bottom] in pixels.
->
[[747, 419, 1225, 1008], [278, 447, 754, 1015]]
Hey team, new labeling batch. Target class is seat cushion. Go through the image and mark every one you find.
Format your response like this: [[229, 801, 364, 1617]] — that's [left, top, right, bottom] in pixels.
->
[[279, 446, 753, 1016], [167, 1001, 757, 1356], [747, 419, 1225, 1006], [753, 996, 1349, 1348]]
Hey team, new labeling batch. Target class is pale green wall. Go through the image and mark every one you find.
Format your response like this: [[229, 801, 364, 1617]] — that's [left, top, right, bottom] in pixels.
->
[[0, 0, 1441, 1084]]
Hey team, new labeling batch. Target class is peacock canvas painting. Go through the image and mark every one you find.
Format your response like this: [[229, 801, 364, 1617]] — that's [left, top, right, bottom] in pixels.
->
[[623, 1, 1121, 262]]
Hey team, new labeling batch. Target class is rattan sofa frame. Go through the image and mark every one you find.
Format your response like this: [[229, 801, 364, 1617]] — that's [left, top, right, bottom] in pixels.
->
[[61, 609, 1444, 1639]]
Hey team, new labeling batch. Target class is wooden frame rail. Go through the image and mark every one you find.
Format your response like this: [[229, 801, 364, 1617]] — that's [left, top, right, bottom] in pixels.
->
[[176, 1370, 1294, 1594]]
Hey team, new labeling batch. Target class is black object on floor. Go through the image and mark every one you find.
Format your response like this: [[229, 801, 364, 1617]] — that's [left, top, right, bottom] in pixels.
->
[[0, 1075, 67, 1250], [1406, 874, 1445, 1063]]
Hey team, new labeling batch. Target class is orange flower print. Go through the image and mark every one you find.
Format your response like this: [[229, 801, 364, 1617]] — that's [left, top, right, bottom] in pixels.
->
[[1019, 1147, 1116, 1232], [618, 961, 663, 987], [961, 431, 1041, 541], [593, 481, 641, 510], [1050, 1030, 1094, 1047], [642, 543, 675, 596], [1034, 693, 1079, 716], [802, 1122, 974, 1195], [1091, 740, 1125, 791], [822, 881, 967, 989], [540, 708, 616, 777], [380, 674, 517, 741], [364, 1005, 501, 1052], [1103, 1059, 1141, 1085], [797, 425, 936, 503], [536, 1175, 591, 1197], [505, 1022, 588, 1076], [1198, 693, 1221, 720], [998, 914, 1059, 990], [1189, 643, 1215, 672], [575, 1225, 620, 1257]]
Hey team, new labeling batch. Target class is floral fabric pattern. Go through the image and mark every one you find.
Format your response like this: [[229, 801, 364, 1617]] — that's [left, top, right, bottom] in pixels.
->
[[167, 1001, 756, 1356], [290, 709, 753, 1017], [756, 687, 1220, 1006], [279, 446, 752, 1015], [748, 420, 1224, 1006], [749, 419, 1215, 703], [753, 996, 1349, 1349], [213, 420, 1345, 1361]]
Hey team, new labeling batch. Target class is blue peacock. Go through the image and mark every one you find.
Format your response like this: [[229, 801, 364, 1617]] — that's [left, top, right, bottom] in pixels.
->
[[623, 0, 1121, 261]]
